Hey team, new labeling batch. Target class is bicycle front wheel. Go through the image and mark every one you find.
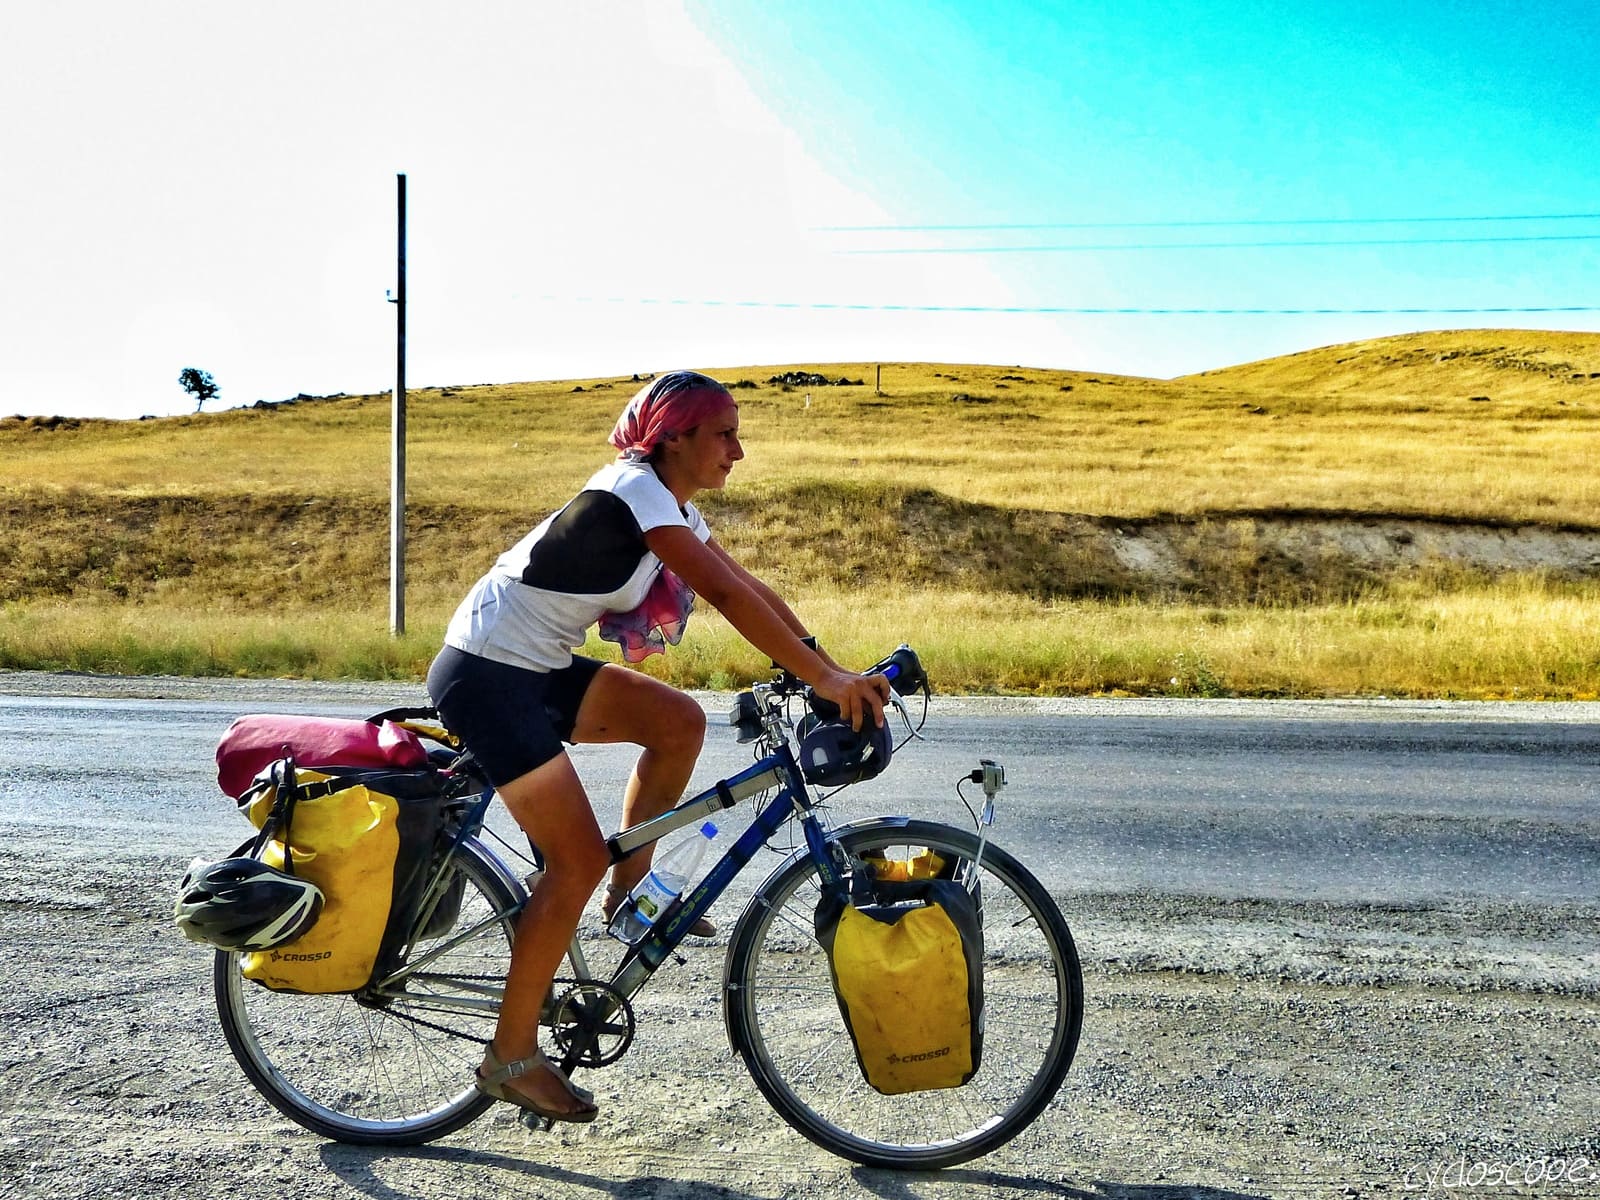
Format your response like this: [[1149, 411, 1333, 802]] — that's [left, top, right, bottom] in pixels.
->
[[214, 837, 520, 1145], [724, 818, 1082, 1170]]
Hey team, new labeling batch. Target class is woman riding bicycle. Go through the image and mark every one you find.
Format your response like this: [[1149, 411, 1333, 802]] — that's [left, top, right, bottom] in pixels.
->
[[426, 370, 890, 1123]]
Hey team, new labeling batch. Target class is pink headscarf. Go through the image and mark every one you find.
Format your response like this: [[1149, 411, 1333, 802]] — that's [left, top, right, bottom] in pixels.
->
[[609, 370, 735, 461]]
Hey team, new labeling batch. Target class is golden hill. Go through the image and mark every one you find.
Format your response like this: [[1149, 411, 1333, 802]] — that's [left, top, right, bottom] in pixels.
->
[[1184, 328, 1600, 402], [2, 329, 1599, 695], [6, 330, 1599, 525]]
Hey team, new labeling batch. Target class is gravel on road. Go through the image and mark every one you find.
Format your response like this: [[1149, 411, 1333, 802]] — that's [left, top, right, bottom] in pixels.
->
[[2, 673, 1597, 1199]]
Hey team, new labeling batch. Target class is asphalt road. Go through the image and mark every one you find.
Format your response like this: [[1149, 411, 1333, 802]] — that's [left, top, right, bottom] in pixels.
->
[[5, 674, 1597, 995], [4, 675, 1598, 907]]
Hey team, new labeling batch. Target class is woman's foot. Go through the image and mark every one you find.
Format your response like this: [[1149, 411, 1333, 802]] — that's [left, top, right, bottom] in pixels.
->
[[602, 883, 716, 938], [476, 1044, 598, 1123]]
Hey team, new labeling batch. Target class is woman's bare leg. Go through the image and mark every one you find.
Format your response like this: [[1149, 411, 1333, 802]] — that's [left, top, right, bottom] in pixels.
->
[[481, 666, 706, 1114], [488, 752, 610, 1116], [570, 665, 707, 897]]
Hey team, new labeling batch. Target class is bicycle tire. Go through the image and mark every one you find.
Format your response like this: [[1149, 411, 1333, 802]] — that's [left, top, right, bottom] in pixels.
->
[[214, 836, 521, 1145], [723, 818, 1082, 1170]]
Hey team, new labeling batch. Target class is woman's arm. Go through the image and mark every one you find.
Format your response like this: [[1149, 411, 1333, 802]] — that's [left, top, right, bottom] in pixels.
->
[[645, 525, 884, 727], [703, 538, 847, 670]]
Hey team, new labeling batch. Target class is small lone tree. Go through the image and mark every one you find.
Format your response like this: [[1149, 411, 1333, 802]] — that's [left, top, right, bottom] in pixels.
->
[[178, 367, 220, 412]]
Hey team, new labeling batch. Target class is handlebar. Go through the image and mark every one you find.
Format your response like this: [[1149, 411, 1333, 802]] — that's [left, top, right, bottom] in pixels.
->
[[803, 645, 928, 723], [734, 644, 929, 744], [770, 644, 929, 713], [868, 644, 929, 698]]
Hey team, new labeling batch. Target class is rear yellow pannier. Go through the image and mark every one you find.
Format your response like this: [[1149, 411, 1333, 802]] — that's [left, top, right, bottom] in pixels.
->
[[237, 761, 449, 993], [815, 874, 985, 1095]]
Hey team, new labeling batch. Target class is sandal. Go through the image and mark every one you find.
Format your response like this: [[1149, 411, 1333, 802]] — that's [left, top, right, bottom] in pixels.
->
[[602, 883, 716, 938], [476, 1044, 598, 1124]]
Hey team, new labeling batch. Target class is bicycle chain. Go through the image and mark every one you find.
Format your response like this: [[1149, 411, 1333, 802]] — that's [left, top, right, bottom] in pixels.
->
[[365, 976, 587, 1047]]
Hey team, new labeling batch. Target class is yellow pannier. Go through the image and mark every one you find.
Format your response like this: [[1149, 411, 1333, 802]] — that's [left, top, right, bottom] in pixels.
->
[[815, 874, 985, 1095], [237, 761, 450, 993]]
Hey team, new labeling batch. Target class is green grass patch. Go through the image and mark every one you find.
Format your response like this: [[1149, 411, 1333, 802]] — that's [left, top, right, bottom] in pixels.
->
[[5, 576, 1596, 699]]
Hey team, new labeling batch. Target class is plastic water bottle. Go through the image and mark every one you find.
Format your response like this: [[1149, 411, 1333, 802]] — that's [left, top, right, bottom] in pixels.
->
[[609, 821, 717, 944]]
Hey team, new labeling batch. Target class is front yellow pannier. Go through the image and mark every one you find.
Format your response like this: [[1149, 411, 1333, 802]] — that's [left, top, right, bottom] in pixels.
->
[[860, 848, 947, 882], [815, 874, 985, 1095]]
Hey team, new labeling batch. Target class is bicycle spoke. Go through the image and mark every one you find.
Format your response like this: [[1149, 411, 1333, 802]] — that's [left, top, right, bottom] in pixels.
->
[[726, 821, 1081, 1170], [215, 839, 532, 1144]]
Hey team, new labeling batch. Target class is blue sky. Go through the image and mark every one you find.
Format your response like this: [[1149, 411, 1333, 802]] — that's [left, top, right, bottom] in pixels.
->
[[3, 0, 1596, 418]]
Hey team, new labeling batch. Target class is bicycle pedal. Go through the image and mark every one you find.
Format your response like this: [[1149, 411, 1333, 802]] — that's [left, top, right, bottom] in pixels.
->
[[518, 1110, 556, 1134]]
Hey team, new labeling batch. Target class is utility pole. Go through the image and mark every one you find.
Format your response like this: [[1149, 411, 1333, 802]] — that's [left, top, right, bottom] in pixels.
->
[[390, 173, 407, 636]]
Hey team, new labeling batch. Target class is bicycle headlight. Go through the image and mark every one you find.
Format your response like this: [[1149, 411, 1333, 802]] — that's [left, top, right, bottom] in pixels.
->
[[729, 691, 764, 743]]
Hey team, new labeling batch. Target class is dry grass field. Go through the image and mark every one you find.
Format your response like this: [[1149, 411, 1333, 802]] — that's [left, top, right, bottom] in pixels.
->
[[3, 329, 1598, 696]]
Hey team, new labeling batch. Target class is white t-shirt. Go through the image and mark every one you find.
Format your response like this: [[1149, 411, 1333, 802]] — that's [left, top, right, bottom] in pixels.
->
[[444, 461, 711, 671]]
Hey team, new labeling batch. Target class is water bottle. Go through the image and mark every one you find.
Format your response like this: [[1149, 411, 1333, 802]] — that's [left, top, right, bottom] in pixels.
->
[[608, 821, 717, 944]]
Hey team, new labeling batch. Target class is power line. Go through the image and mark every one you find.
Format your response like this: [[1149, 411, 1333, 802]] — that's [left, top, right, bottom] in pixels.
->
[[565, 296, 1600, 317], [841, 232, 1600, 256], [820, 211, 1600, 233]]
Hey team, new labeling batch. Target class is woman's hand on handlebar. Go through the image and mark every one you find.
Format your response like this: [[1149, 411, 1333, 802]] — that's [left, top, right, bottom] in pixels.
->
[[813, 668, 892, 731]]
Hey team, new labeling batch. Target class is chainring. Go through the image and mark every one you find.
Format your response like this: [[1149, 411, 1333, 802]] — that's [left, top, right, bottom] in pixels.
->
[[548, 980, 636, 1068]]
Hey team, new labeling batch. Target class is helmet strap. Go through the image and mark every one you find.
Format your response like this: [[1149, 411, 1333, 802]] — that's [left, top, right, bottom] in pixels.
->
[[249, 756, 303, 875]]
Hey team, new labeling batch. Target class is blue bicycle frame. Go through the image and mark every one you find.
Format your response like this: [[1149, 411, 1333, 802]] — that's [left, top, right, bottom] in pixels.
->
[[597, 739, 837, 997]]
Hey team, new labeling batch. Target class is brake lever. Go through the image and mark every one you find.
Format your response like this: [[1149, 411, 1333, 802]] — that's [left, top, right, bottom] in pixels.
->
[[887, 692, 924, 740]]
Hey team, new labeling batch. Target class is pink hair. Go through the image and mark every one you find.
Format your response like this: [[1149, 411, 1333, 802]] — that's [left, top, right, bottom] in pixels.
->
[[609, 370, 735, 461]]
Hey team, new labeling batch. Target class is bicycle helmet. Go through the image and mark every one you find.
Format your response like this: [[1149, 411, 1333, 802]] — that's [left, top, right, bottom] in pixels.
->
[[798, 715, 893, 787], [173, 856, 325, 951]]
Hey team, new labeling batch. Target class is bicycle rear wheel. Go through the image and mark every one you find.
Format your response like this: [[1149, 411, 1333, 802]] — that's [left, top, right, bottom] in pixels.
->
[[724, 818, 1082, 1169], [214, 837, 520, 1144]]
